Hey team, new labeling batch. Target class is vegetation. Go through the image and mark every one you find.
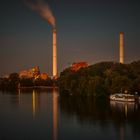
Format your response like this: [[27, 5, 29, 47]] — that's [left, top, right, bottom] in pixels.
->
[[0, 61, 140, 95], [0, 73, 56, 91], [0, 73, 20, 90], [58, 61, 140, 97]]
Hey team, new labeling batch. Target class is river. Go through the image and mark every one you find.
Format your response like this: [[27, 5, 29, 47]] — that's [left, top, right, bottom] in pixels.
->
[[0, 89, 140, 140]]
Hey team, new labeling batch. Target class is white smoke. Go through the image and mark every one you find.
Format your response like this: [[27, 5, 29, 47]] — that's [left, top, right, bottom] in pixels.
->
[[25, 0, 56, 28]]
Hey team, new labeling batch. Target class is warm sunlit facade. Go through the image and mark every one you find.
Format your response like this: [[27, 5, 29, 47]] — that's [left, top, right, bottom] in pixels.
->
[[19, 66, 50, 80], [71, 62, 88, 71], [19, 66, 40, 79], [40, 73, 48, 80]]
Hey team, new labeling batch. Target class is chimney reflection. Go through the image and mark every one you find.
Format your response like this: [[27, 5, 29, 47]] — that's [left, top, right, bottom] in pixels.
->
[[18, 88, 21, 105], [52, 87, 58, 140], [32, 90, 36, 119]]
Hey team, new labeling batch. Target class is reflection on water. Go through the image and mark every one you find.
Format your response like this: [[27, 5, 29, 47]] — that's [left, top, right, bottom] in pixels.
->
[[32, 90, 36, 119], [0, 89, 59, 140], [18, 89, 21, 105], [110, 101, 139, 140], [110, 101, 136, 118], [59, 96, 110, 123], [31, 88, 59, 140], [52, 88, 59, 140], [59, 95, 140, 140], [120, 124, 124, 140], [0, 91, 140, 140]]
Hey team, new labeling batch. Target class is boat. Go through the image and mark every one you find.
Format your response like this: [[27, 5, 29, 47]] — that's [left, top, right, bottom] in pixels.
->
[[110, 93, 136, 102]]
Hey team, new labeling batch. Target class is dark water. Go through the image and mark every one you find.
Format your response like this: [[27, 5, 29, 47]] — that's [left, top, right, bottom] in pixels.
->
[[0, 89, 140, 140]]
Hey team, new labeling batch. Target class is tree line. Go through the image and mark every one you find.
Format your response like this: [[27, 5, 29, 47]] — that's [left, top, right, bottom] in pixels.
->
[[58, 61, 140, 97], [0, 73, 56, 91], [1, 61, 140, 95]]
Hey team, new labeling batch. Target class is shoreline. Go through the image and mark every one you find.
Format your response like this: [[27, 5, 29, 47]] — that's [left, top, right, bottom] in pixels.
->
[[18, 86, 59, 89]]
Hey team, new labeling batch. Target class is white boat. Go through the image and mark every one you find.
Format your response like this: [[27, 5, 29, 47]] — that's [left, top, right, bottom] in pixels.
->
[[110, 93, 135, 102]]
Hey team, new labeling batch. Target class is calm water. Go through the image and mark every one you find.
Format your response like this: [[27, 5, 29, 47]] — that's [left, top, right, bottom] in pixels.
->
[[0, 89, 140, 140]]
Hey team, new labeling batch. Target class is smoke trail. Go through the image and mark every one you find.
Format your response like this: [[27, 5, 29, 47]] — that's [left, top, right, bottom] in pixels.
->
[[25, 0, 56, 28]]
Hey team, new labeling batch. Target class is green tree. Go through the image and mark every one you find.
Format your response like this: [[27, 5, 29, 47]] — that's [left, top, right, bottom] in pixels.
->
[[20, 78, 34, 87], [110, 75, 132, 94], [8, 73, 20, 89]]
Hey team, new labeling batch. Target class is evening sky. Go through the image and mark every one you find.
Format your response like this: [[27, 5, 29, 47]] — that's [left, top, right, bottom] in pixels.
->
[[0, 0, 140, 76]]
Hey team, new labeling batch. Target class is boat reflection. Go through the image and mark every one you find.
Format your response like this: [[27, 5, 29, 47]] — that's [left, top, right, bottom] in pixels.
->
[[59, 94, 140, 138], [110, 101, 136, 118], [110, 101, 140, 140]]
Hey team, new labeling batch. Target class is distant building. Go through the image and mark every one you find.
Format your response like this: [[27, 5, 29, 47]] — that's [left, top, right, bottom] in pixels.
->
[[19, 66, 40, 79], [71, 62, 88, 71], [19, 66, 50, 80], [40, 73, 49, 80]]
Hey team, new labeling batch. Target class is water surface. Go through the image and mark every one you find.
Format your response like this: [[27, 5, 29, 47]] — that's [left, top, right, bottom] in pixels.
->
[[0, 89, 140, 140]]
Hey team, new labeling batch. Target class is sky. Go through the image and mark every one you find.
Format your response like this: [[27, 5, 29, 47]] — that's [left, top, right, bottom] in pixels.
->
[[0, 0, 140, 76]]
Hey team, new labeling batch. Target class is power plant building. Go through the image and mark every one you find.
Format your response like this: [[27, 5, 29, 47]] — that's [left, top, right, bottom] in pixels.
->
[[19, 66, 40, 79]]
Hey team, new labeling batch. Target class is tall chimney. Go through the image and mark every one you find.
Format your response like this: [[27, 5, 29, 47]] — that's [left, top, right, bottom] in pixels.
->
[[53, 28, 57, 78], [120, 32, 124, 64]]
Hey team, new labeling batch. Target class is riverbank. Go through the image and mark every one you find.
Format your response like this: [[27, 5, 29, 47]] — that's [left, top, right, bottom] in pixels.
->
[[19, 86, 59, 89]]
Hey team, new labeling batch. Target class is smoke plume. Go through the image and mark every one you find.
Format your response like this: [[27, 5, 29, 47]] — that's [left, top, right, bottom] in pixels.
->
[[25, 0, 56, 28]]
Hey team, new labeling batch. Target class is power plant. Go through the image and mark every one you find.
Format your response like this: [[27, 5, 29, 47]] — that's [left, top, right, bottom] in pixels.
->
[[26, 0, 127, 77], [53, 28, 57, 79], [120, 32, 124, 64], [26, 0, 58, 78]]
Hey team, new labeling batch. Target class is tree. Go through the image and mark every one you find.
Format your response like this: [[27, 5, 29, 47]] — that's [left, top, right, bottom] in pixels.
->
[[110, 75, 132, 94], [8, 73, 20, 89], [132, 76, 140, 93], [59, 61, 140, 97]]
